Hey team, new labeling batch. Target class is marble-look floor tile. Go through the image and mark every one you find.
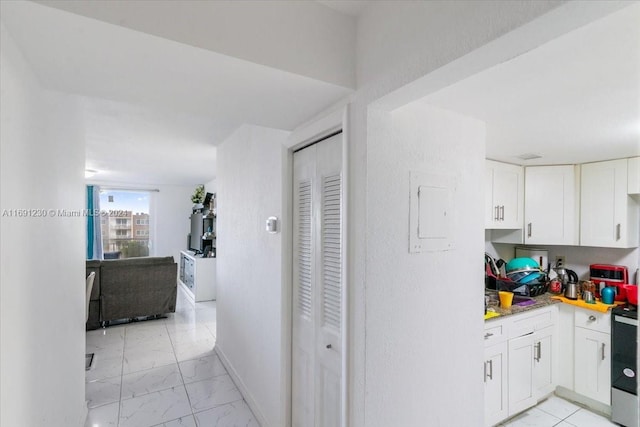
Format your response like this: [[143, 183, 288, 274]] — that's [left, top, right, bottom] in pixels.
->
[[86, 343, 124, 360], [152, 415, 197, 427], [84, 401, 119, 427], [165, 321, 200, 334], [535, 395, 581, 420], [124, 335, 174, 353], [502, 408, 561, 426], [86, 354, 124, 382], [123, 347, 177, 374], [87, 327, 125, 347], [168, 326, 214, 346], [194, 400, 259, 427], [185, 375, 243, 413], [121, 364, 183, 400], [179, 354, 228, 384], [203, 322, 217, 337], [563, 408, 618, 427], [86, 376, 122, 408], [173, 338, 216, 362], [125, 326, 169, 345], [119, 386, 191, 427]]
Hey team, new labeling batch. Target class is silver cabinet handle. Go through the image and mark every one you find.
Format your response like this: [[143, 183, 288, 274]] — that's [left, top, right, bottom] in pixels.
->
[[484, 361, 487, 383], [484, 332, 493, 340], [488, 360, 493, 380], [500, 205, 505, 221], [534, 341, 542, 362], [527, 223, 532, 238], [616, 224, 621, 241], [494, 206, 500, 221], [601, 343, 605, 361], [588, 315, 596, 322]]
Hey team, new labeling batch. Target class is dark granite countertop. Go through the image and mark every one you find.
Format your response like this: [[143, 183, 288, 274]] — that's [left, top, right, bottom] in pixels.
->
[[485, 291, 561, 322]]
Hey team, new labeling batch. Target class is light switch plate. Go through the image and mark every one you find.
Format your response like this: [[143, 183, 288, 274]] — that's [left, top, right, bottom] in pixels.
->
[[266, 216, 278, 233]]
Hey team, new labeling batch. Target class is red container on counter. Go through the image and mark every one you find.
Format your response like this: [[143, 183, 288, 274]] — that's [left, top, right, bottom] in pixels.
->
[[590, 264, 628, 300]]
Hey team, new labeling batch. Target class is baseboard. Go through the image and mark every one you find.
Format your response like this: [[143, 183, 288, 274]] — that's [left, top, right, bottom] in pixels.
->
[[216, 346, 270, 427], [554, 386, 612, 416]]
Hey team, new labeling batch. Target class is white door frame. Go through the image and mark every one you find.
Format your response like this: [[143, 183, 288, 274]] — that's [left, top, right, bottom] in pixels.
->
[[284, 105, 349, 427]]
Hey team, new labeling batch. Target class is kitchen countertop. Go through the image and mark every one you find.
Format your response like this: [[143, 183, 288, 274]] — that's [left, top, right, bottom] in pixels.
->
[[485, 291, 561, 321]]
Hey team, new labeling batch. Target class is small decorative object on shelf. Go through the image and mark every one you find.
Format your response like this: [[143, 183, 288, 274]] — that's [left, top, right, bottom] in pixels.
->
[[191, 184, 205, 209]]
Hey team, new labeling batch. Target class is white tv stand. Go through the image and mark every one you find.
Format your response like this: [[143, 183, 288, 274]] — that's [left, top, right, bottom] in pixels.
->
[[178, 250, 216, 302]]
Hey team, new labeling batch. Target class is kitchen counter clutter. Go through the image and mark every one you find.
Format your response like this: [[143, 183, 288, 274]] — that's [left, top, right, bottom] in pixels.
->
[[485, 291, 560, 320], [550, 295, 619, 313]]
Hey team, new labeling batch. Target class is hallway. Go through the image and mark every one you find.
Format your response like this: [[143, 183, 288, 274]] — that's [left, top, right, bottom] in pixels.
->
[[84, 288, 258, 427]]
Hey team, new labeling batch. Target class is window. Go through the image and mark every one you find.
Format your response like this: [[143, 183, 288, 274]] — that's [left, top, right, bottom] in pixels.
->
[[100, 190, 152, 259]]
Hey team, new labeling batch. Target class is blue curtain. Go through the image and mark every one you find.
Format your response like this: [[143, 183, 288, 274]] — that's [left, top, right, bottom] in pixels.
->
[[86, 185, 104, 260]]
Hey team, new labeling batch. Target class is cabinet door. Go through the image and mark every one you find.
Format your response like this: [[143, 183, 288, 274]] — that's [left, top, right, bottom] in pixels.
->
[[574, 327, 611, 405], [486, 160, 524, 229], [508, 333, 536, 416], [524, 165, 578, 245], [532, 327, 554, 399], [581, 159, 637, 248], [485, 341, 508, 427]]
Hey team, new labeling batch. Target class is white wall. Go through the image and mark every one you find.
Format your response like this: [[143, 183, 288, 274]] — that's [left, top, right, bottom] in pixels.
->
[[1, 23, 87, 427], [204, 178, 217, 194], [348, 3, 572, 426], [364, 102, 486, 426], [216, 125, 290, 427], [153, 185, 193, 262]]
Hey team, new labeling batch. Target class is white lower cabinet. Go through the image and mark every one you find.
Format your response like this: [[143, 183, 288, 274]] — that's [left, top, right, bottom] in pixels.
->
[[485, 341, 508, 427], [485, 306, 557, 426], [508, 326, 554, 416], [574, 327, 611, 405]]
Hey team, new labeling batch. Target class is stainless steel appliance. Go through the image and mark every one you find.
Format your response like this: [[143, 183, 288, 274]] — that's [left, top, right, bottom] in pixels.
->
[[611, 304, 638, 427]]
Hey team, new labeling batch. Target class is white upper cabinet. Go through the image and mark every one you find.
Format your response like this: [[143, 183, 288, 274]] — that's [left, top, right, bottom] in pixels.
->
[[524, 165, 579, 245], [486, 160, 524, 229], [628, 157, 640, 194], [580, 159, 639, 248]]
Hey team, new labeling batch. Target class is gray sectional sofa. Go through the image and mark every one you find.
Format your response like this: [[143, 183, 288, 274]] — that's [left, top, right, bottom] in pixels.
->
[[86, 256, 177, 329]]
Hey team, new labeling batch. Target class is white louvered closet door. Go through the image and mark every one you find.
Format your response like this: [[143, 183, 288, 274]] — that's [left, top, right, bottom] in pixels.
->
[[292, 133, 343, 427]]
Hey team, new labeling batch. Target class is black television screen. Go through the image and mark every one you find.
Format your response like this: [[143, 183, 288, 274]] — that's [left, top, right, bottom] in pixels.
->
[[189, 211, 203, 252]]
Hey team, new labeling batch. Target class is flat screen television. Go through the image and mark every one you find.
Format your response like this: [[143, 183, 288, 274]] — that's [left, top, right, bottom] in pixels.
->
[[189, 211, 203, 253]]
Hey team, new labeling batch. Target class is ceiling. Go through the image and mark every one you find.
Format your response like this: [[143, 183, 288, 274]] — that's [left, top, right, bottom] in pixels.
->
[[2, 2, 638, 186], [421, 4, 640, 166], [0, 1, 354, 186]]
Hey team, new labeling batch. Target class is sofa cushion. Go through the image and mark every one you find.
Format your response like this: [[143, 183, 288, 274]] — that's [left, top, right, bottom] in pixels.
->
[[100, 256, 174, 268]]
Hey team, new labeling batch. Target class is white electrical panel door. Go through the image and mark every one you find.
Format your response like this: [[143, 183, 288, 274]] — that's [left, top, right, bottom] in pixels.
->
[[292, 133, 343, 427], [409, 171, 456, 253]]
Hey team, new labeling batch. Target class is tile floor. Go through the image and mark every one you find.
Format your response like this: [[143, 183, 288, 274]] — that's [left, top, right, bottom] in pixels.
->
[[499, 395, 619, 427], [84, 286, 260, 427], [86, 287, 619, 427]]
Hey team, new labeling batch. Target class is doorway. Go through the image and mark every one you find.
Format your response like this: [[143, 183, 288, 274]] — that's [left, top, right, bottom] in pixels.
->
[[291, 132, 344, 427]]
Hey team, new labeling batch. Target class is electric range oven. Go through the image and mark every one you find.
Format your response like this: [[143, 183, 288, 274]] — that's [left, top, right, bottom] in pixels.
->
[[611, 304, 638, 427]]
